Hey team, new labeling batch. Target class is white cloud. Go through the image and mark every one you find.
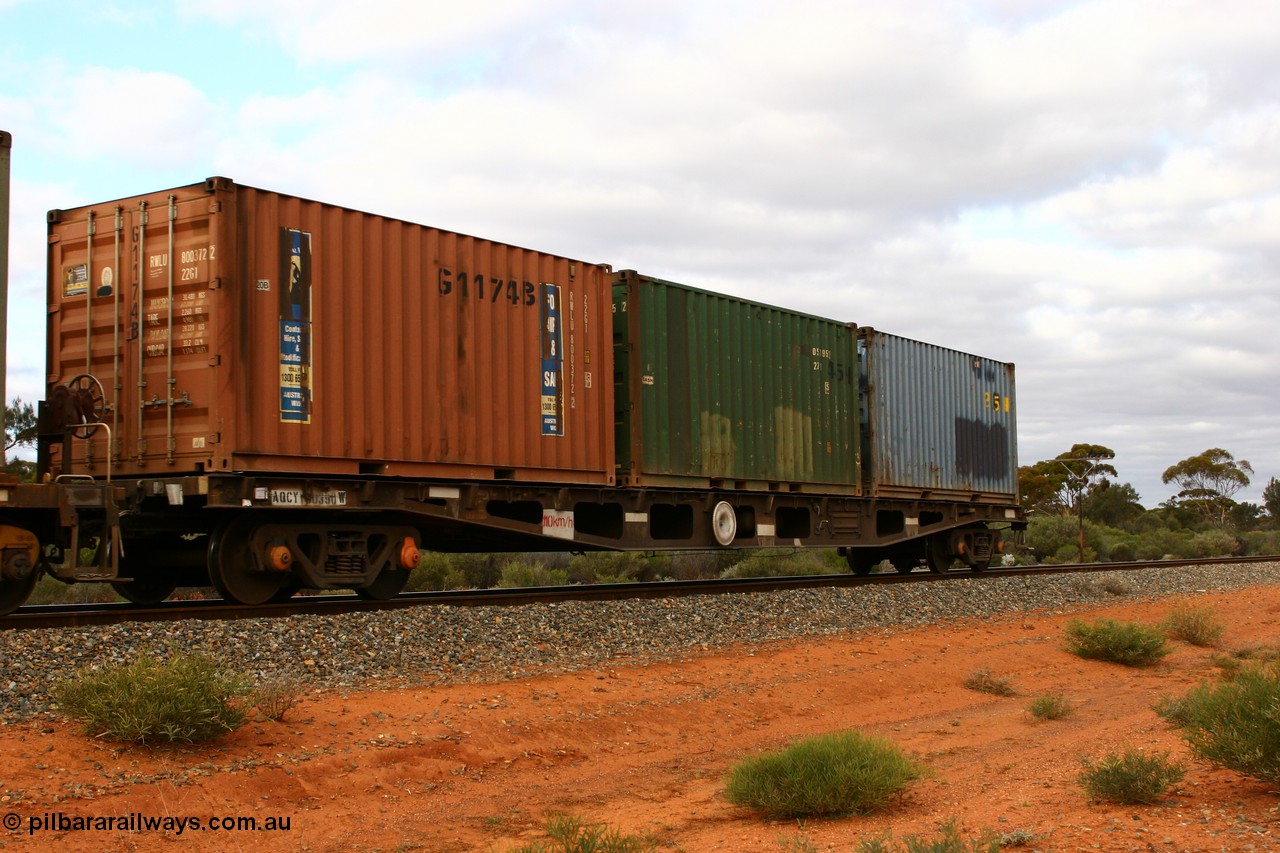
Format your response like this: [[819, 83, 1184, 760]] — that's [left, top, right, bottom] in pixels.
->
[[4, 0, 1279, 506], [43, 67, 220, 173], [178, 0, 599, 67]]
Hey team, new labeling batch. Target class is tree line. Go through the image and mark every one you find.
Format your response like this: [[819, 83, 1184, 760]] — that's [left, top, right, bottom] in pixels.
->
[[1019, 443, 1279, 563]]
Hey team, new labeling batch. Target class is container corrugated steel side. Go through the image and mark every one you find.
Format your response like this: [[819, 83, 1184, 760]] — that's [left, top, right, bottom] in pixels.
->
[[613, 270, 859, 492], [858, 327, 1017, 501], [45, 177, 614, 484]]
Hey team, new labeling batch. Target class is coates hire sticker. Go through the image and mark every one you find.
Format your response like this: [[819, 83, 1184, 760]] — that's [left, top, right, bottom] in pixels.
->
[[539, 283, 564, 436], [279, 229, 313, 423]]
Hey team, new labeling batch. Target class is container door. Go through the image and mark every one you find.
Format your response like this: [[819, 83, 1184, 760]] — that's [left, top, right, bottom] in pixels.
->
[[128, 193, 219, 471], [46, 186, 221, 477]]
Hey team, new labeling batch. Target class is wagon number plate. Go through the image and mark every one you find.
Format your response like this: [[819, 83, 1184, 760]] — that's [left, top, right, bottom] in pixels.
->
[[267, 488, 347, 507]]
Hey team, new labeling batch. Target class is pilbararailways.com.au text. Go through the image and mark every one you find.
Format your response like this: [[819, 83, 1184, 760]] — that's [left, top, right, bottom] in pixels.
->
[[8, 811, 292, 835]]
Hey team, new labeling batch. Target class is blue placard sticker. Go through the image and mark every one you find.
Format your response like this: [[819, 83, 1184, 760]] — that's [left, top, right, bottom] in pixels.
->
[[539, 283, 564, 436], [279, 228, 313, 423]]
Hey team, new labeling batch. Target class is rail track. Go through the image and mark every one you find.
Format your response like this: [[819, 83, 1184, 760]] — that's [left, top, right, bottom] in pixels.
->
[[3, 555, 1275, 631]]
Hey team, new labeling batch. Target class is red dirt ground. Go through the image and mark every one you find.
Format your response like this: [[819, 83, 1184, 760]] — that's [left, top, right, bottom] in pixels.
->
[[3, 585, 1279, 852]]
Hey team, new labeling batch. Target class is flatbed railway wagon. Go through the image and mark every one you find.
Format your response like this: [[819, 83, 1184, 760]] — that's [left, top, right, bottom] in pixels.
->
[[0, 176, 1025, 614]]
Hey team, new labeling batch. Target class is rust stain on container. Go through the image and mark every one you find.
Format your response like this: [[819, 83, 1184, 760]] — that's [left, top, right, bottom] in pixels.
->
[[45, 178, 614, 484]]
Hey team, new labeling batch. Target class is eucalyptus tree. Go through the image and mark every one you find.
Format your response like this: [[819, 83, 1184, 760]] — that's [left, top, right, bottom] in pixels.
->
[[1162, 448, 1253, 527]]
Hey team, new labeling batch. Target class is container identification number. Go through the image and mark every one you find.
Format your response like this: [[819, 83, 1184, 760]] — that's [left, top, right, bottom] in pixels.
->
[[179, 247, 215, 264], [809, 347, 851, 384], [172, 245, 216, 285], [438, 269, 537, 307], [984, 391, 1012, 414]]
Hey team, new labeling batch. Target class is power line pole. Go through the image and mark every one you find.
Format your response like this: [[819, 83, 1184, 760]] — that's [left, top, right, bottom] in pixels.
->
[[1057, 457, 1106, 563], [0, 130, 11, 467]]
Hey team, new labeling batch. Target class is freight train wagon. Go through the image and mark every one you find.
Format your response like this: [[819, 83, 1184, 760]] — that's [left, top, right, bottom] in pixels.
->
[[0, 177, 1024, 613]]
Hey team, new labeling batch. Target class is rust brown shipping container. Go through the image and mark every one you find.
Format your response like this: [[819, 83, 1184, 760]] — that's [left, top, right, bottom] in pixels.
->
[[44, 177, 615, 484]]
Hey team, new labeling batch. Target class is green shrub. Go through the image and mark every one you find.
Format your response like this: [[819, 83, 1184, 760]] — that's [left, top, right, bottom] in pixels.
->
[[453, 553, 505, 588], [1160, 603, 1225, 647], [406, 551, 469, 591], [1026, 516, 1097, 564], [53, 654, 248, 744], [495, 559, 569, 588], [1131, 528, 1188, 561], [1167, 662, 1280, 783], [996, 828, 1040, 848], [725, 730, 923, 818], [856, 819, 1000, 853], [963, 669, 1016, 697], [1050, 542, 1097, 564], [1027, 694, 1073, 720], [1186, 529, 1239, 559], [1207, 646, 1280, 680], [666, 551, 741, 580], [505, 813, 657, 853], [1064, 618, 1171, 667], [1096, 576, 1134, 596], [719, 549, 842, 578], [1241, 530, 1280, 556], [567, 551, 670, 584], [1079, 749, 1185, 804], [1153, 694, 1191, 727], [1106, 541, 1136, 562]]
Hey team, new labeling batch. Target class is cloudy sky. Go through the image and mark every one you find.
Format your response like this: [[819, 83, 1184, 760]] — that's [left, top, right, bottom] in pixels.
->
[[2, 0, 1277, 507]]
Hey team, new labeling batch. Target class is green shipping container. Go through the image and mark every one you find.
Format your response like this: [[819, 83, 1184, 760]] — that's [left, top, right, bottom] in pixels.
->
[[612, 270, 860, 493]]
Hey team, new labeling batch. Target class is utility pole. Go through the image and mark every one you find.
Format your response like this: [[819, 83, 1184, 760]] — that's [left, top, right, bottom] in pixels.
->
[[0, 130, 11, 467], [1058, 457, 1104, 563]]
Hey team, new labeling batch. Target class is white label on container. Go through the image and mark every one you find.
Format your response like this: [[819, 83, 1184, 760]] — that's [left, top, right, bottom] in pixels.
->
[[541, 509, 575, 540]]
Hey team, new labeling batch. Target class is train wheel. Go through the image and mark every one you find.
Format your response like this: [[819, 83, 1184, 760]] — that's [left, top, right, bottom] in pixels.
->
[[111, 575, 178, 606], [0, 571, 38, 615], [209, 518, 289, 605], [355, 568, 410, 601], [269, 582, 301, 603], [111, 537, 182, 605], [0, 525, 42, 614], [845, 549, 881, 576], [889, 554, 916, 574], [925, 534, 954, 573]]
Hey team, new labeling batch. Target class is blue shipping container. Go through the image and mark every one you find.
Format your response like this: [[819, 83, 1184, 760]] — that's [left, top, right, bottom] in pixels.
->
[[859, 328, 1018, 501]]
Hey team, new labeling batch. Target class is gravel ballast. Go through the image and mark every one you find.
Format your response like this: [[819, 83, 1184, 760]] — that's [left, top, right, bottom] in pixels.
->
[[3, 561, 1278, 724]]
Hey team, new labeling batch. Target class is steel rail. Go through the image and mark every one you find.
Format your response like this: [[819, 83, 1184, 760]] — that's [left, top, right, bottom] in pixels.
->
[[3, 554, 1276, 631]]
